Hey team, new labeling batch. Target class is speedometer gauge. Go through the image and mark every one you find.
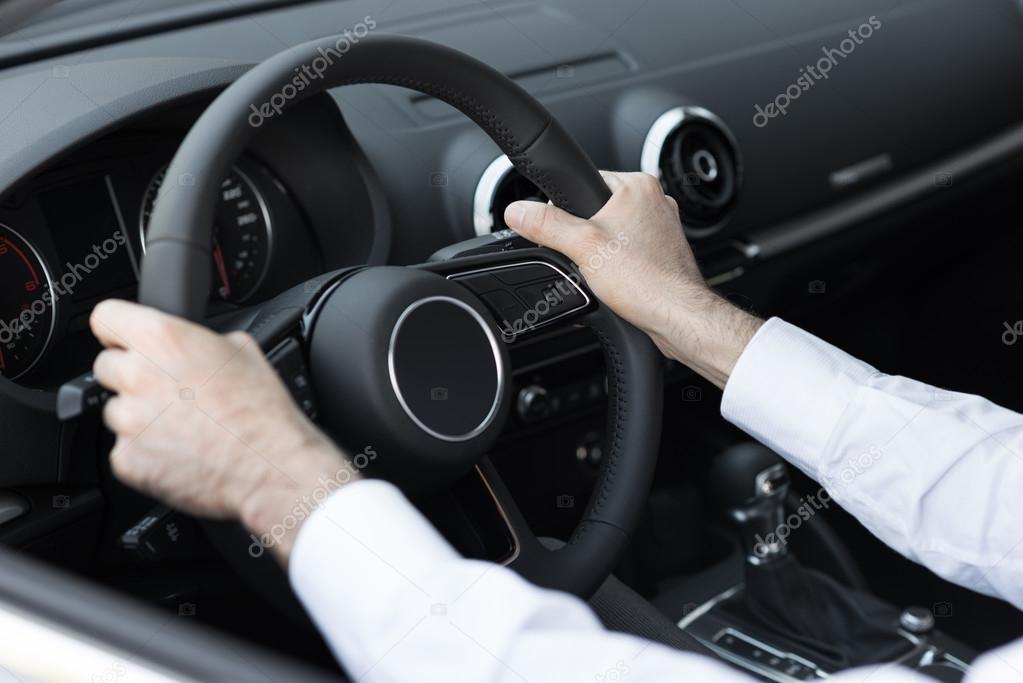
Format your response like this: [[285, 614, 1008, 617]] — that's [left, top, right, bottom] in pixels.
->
[[140, 166, 273, 303], [0, 223, 56, 379]]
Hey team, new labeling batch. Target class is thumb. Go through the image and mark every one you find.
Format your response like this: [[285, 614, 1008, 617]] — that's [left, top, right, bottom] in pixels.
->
[[504, 200, 587, 255]]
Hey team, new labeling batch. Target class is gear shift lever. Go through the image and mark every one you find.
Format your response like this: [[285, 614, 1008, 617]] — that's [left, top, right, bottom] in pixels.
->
[[710, 443, 790, 564], [710, 443, 912, 669]]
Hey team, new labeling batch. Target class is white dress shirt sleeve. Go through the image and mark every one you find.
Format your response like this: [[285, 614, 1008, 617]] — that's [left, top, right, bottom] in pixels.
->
[[288, 478, 761, 682], [285, 316, 1023, 683], [288, 480, 945, 682], [722, 317, 1023, 610]]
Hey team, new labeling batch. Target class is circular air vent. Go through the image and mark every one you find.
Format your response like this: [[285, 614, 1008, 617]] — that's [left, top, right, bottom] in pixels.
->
[[641, 107, 741, 237], [473, 156, 547, 235]]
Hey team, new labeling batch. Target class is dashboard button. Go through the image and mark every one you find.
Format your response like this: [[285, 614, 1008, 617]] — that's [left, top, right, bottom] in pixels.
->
[[266, 338, 317, 419], [516, 384, 550, 422]]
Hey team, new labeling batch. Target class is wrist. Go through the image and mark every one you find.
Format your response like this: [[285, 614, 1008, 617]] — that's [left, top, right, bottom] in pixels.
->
[[649, 287, 763, 389], [237, 438, 360, 565]]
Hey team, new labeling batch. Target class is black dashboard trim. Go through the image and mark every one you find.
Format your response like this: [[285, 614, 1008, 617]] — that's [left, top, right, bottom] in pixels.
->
[[752, 120, 1023, 259]]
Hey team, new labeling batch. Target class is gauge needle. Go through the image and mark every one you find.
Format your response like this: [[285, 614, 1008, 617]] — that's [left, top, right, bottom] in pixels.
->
[[0, 348, 5, 371], [213, 243, 231, 297]]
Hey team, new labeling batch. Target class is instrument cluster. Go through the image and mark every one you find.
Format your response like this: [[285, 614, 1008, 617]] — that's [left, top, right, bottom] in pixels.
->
[[0, 139, 323, 387]]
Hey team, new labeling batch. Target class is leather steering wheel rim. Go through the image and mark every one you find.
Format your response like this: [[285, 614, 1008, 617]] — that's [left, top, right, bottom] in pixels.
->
[[139, 34, 662, 597]]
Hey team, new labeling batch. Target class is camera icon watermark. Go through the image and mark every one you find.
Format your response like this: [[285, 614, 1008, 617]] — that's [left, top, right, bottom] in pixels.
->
[[934, 173, 953, 187], [808, 280, 827, 295], [178, 602, 197, 617], [429, 172, 448, 187], [682, 386, 702, 402], [556, 494, 575, 509], [682, 171, 702, 187], [52, 494, 71, 509], [430, 387, 449, 401]]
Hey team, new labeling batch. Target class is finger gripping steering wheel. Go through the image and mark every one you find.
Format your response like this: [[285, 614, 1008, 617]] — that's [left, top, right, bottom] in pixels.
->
[[140, 35, 662, 597]]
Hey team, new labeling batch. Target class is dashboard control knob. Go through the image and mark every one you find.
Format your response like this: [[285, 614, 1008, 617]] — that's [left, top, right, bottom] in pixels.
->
[[516, 384, 550, 422]]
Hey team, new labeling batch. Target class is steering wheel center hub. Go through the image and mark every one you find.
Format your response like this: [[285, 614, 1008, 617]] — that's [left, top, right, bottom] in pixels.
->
[[388, 296, 503, 442], [308, 267, 510, 486]]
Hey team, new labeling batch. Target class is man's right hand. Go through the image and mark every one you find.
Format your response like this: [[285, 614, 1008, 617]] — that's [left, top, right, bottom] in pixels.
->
[[504, 171, 762, 388]]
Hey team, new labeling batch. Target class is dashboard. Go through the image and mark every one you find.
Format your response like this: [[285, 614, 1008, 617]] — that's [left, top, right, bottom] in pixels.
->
[[0, 96, 389, 388], [1, 0, 1023, 487]]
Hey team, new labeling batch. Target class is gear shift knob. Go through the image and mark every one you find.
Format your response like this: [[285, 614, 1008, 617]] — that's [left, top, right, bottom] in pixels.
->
[[710, 443, 790, 563]]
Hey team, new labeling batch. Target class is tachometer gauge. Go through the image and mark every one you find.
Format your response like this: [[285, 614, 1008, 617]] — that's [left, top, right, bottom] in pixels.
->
[[140, 166, 273, 303], [0, 223, 56, 379]]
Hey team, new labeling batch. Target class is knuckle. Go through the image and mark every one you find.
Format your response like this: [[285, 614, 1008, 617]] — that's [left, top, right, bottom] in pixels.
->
[[635, 173, 664, 196], [226, 330, 255, 351], [103, 397, 141, 436], [90, 299, 116, 323], [108, 444, 139, 484], [578, 225, 607, 249], [119, 360, 147, 393], [92, 350, 116, 384], [150, 316, 179, 343], [574, 229, 611, 267], [149, 318, 187, 358]]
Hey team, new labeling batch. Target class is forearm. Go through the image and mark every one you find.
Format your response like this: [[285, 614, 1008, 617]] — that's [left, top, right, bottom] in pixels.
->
[[647, 288, 763, 389], [721, 318, 1023, 609]]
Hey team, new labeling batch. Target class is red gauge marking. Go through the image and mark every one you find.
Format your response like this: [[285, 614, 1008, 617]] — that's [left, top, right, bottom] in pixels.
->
[[213, 242, 231, 297], [2, 237, 41, 285]]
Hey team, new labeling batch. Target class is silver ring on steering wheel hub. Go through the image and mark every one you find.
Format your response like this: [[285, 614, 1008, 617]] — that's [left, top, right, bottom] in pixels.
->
[[387, 296, 504, 442]]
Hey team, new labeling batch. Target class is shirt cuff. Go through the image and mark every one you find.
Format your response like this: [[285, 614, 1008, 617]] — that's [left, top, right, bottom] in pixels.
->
[[720, 317, 878, 478]]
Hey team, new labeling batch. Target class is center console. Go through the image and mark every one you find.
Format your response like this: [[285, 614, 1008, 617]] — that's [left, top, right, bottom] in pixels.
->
[[681, 587, 972, 682], [677, 444, 975, 682]]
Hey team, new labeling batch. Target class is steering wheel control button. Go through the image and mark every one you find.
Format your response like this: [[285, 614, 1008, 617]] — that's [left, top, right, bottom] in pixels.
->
[[480, 290, 528, 328], [389, 297, 502, 441], [493, 263, 557, 286], [57, 372, 112, 421], [266, 337, 317, 419], [449, 261, 591, 340], [514, 281, 587, 321]]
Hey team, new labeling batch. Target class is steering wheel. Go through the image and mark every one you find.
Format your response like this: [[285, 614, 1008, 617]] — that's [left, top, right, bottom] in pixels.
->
[[138, 35, 662, 598]]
